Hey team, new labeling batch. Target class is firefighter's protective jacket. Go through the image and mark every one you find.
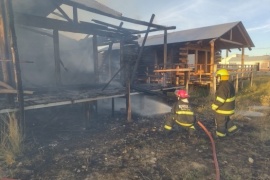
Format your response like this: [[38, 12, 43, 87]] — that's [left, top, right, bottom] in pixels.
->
[[211, 81, 235, 115], [171, 99, 195, 126]]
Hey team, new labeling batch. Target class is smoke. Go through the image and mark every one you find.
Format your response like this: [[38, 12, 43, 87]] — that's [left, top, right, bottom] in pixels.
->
[[16, 27, 96, 88], [98, 94, 171, 116]]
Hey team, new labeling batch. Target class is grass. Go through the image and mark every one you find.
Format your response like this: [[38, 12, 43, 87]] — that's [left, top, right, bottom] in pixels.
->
[[0, 113, 23, 165], [236, 75, 270, 105]]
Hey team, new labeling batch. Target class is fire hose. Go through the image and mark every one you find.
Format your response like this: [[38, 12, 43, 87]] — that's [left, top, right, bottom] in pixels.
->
[[197, 120, 220, 180]]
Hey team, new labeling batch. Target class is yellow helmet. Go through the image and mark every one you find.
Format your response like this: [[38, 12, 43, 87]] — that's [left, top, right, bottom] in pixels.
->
[[216, 69, 229, 81]]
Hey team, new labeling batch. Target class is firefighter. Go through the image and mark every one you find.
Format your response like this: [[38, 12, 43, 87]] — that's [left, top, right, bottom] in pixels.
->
[[164, 89, 196, 135], [211, 68, 239, 138]]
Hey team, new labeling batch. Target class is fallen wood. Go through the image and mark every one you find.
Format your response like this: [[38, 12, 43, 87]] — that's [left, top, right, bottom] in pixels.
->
[[0, 81, 14, 89], [0, 89, 34, 94]]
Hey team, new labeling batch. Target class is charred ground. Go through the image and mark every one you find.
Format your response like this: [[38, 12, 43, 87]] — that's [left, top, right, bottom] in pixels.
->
[[1, 93, 270, 180]]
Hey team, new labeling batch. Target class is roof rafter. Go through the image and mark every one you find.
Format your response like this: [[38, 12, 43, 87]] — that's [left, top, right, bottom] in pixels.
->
[[61, 0, 176, 30], [14, 13, 137, 40]]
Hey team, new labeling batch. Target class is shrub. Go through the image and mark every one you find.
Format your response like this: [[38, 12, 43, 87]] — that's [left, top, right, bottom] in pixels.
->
[[0, 113, 23, 165]]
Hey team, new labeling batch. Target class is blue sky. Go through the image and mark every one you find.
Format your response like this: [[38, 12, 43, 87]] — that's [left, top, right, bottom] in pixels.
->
[[96, 0, 270, 56]]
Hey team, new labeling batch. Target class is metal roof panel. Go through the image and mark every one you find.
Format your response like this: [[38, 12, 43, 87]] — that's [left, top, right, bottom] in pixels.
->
[[141, 21, 242, 46]]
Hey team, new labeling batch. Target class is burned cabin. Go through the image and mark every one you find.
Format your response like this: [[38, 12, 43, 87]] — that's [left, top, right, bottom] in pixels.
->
[[100, 21, 255, 93], [0, 0, 177, 131]]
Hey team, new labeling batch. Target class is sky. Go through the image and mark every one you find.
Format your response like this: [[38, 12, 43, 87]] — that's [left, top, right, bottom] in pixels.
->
[[94, 0, 270, 56]]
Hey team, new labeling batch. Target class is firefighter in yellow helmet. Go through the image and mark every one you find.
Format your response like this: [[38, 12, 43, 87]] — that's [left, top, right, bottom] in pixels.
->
[[164, 89, 196, 135], [211, 69, 239, 138]]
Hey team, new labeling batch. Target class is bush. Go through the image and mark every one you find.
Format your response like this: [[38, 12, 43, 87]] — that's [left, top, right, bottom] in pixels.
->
[[0, 113, 23, 165]]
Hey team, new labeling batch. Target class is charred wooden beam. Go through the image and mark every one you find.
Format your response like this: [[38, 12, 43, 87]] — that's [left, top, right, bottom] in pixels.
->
[[62, 0, 176, 30], [0, 80, 13, 89], [53, 30, 61, 85], [73, 6, 78, 23], [93, 35, 99, 83], [0, 0, 14, 104], [131, 14, 155, 84], [15, 13, 136, 40], [6, 0, 25, 131], [103, 22, 123, 58], [51, 11, 66, 20], [20, 26, 53, 38], [92, 19, 137, 33], [50, 0, 73, 22], [0, 89, 33, 94]]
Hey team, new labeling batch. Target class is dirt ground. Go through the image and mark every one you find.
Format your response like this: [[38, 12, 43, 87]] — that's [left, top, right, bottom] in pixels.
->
[[1, 97, 270, 180]]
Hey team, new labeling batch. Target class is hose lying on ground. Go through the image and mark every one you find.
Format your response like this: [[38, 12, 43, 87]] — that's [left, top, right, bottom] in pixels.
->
[[197, 120, 220, 180]]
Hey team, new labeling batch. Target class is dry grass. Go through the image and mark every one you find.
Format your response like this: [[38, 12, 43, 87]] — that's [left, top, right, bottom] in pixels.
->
[[236, 75, 270, 142], [0, 113, 23, 165], [237, 75, 270, 105]]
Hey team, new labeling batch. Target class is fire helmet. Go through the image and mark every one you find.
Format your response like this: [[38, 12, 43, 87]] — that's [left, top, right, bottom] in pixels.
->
[[216, 69, 230, 81], [174, 89, 189, 98]]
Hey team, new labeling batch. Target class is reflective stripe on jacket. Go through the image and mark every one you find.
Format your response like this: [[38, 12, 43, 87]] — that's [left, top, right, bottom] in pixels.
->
[[211, 81, 235, 115], [172, 100, 195, 124]]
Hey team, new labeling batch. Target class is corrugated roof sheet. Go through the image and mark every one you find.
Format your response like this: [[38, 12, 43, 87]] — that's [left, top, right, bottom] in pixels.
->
[[139, 21, 254, 48]]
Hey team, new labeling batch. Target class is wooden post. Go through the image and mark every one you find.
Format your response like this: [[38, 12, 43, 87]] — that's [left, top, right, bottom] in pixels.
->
[[241, 47, 244, 89], [131, 14, 155, 84], [73, 6, 78, 23], [6, 0, 25, 132], [250, 71, 253, 87], [111, 98, 115, 117], [235, 73, 239, 93], [93, 35, 99, 83], [205, 50, 208, 73], [108, 43, 112, 79], [185, 71, 190, 92], [0, 1, 14, 105], [195, 49, 198, 72], [210, 40, 215, 94], [53, 29, 61, 85], [163, 29, 167, 86], [125, 61, 132, 123], [213, 64, 217, 93], [119, 40, 124, 85], [84, 102, 91, 129]]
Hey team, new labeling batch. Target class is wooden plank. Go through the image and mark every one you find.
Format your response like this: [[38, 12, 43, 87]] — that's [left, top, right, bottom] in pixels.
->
[[0, 89, 33, 94], [131, 14, 155, 84], [154, 68, 192, 72], [15, 13, 134, 39]]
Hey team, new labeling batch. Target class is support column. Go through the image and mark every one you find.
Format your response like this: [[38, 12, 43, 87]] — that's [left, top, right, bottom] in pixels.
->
[[111, 98, 115, 117], [53, 29, 61, 85], [241, 47, 245, 89], [0, 1, 14, 105], [93, 35, 99, 83], [163, 29, 167, 86], [210, 40, 216, 94], [125, 61, 132, 123], [6, 0, 25, 132]]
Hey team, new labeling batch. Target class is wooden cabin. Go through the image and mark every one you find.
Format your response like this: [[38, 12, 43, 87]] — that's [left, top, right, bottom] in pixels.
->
[[99, 21, 256, 94]]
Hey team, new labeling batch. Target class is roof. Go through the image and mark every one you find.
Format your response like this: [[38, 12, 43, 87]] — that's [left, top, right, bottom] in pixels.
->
[[13, 0, 122, 17], [139, 21, 254, 50]]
